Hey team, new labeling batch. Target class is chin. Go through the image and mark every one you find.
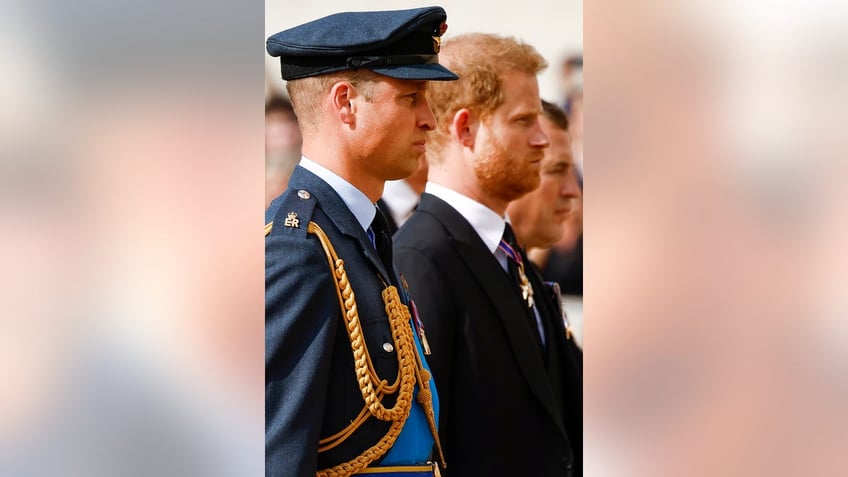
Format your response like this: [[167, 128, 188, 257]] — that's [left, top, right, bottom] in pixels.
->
[[538, 234, 561, 250], [385, 160, 418, 181]]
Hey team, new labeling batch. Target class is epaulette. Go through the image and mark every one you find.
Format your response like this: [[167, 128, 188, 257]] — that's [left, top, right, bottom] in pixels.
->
[[265, 188, 317, 238]]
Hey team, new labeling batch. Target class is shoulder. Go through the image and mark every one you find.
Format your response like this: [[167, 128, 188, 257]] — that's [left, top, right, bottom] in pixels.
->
[[394, 212, 459, 276], [394, 209, 447, 247], [266, 188, 318, 240]]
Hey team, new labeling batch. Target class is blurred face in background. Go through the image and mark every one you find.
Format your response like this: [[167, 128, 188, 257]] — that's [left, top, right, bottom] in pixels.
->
[[507, 116, 581, 249], [265, 109, 302, 208]]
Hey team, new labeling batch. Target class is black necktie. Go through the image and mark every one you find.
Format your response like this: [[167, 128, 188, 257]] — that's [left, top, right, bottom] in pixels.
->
[[376, 199, 399, 236], [500, 224, 546, 349], [369, 207, 394, 276], [499, 224, 533, 306]]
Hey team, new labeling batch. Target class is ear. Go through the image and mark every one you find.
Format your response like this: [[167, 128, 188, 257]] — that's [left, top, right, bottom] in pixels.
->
[[452, 108, 477, 148], [330, 82, 356, 125]]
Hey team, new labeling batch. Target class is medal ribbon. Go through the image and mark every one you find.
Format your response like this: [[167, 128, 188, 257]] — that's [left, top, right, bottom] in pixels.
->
[[498, 239, 535, 308], [498, 239, 523, 266]]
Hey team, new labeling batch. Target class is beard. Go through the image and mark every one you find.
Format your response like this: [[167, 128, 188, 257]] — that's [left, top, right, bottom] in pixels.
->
[[473, 135, 543, 203]]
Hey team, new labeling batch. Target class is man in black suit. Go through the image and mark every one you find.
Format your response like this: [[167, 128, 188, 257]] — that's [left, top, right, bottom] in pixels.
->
[[394, 34, 583, 476], [265, 8, 458, 477], [508, 101, 583, 346]]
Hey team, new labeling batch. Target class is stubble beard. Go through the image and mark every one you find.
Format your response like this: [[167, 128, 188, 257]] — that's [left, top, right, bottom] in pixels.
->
[[473, 137, 542, 204]]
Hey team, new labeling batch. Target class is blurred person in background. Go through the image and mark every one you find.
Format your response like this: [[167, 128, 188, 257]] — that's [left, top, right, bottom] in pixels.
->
[[265, 95, 302, 209], [556, 54, 583, 180], [539, 63, 583, 296], [264, 7, 458, 477], [565, 89, 583, 181], [378, 154, 428, 234], [507, 100, 583, 347], [559, 54, 582, 115], [537, 232, 583, 296], [394, 33, 582, 477]]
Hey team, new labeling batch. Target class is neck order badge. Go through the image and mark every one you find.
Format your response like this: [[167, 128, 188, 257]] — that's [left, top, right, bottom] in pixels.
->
[[499, 238, 535, 308]]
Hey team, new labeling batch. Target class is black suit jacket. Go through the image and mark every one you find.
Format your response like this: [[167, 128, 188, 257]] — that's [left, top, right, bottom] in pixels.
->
[[266, 166, 418, 477], [394, 193, 582, 477]]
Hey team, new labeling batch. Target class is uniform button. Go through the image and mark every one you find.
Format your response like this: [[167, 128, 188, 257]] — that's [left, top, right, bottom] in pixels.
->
[[297, 190, 310, 199], [382, 342, 394, 352]]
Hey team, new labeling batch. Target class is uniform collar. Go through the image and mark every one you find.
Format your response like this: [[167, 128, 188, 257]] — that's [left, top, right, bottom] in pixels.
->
[[425, 181, 506, 255], [299, 156, 376, 233]]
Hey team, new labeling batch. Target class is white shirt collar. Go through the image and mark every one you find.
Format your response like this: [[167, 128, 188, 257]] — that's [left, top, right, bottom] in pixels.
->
[[381, 179, 420, 228], [425, 181, 506, 255], [299, 156, 375, 233]]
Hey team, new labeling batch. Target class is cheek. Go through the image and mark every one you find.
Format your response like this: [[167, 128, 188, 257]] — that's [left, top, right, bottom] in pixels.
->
[[541, 179, 561, 205], [503, 130, 524, 149]]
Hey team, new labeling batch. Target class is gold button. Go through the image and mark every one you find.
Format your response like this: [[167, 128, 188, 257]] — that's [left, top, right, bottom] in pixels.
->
[[297, 190, 310, 199], [382, 342, 394, 353]]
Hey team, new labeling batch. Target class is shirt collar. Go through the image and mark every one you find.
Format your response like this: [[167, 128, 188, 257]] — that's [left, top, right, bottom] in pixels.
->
[[425, 181, 506, 255], [299, 156, 375, 233], [381, 179, 420, 226]]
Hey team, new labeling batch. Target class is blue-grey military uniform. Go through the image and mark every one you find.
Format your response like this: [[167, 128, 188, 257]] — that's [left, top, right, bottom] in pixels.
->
[[265, 7, 458, 477]]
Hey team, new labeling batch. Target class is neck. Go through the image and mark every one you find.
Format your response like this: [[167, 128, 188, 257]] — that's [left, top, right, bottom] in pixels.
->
[[302, 143, 384, 203], [405, 168, 428, 195], [428, 160, 507, 217]]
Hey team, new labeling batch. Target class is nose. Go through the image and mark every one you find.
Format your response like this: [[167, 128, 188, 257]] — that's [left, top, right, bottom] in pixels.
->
[[530, 118, 550, 148], [417, 97, 436, 132], [561, 168, 582, 199]]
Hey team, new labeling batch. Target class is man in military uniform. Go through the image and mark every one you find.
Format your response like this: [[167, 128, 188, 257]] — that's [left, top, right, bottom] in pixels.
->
[[265, 7, 458, 477]]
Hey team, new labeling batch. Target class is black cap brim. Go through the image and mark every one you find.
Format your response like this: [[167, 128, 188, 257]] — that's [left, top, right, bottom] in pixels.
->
[[371, 63, 459, 81]]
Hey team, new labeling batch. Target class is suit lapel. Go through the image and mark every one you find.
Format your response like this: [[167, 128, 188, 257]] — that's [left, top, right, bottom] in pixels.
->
[[417, 194, 567, 438], [288, 166, 393, 283], [525, 262, 568, 418]]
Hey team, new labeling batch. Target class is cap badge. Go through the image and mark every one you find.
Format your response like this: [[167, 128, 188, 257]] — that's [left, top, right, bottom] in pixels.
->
[[432, 22, 447, 53]]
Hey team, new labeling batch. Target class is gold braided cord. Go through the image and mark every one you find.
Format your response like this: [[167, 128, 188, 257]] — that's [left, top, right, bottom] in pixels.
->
[[412, 358, 446, 469], [307, 222, 417, 477], [265, 222, 273, 236], [318, 377, 392, 452]]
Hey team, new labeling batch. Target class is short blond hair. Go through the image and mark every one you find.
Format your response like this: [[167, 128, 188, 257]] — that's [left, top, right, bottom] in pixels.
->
[[427, 33, 547, 160], [286, 69, 380, 133]]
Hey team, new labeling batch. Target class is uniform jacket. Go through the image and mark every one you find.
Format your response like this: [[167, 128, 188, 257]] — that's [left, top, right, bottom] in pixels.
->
[[394, 193, 583, 477], [266, 166, 422, 477]]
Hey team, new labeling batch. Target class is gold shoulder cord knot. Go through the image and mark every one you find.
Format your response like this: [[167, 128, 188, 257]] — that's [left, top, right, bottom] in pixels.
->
[[306, 222, 445, 477]]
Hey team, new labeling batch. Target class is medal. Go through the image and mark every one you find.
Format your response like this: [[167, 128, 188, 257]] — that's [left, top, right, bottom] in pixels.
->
[[517, 263, 535, 308], [409, 299, 432, 355], [498, 238, 535, 309]]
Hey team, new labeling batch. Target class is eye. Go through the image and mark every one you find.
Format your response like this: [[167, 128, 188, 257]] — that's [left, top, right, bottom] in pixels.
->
[[545, 164, 571, 176], [515, 114, 537, 126]]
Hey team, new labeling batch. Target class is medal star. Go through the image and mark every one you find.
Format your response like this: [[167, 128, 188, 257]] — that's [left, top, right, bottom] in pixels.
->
[[518, 268, 534, 308]]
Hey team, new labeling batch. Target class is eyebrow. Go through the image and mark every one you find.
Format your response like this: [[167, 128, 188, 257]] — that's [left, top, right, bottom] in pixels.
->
[[510, 106, 543, 119]]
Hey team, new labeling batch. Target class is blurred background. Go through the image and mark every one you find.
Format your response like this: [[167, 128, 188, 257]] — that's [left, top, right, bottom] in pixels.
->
[[1, 0, 264, 475]]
